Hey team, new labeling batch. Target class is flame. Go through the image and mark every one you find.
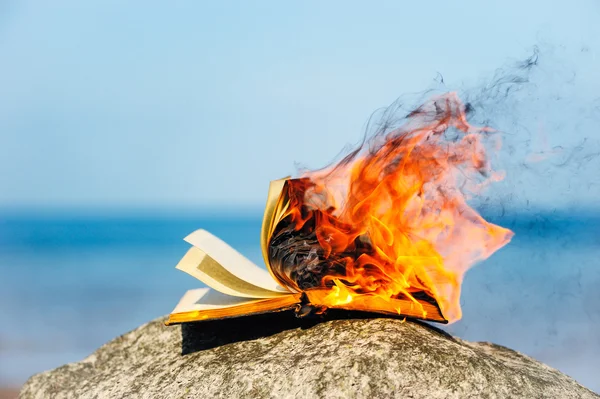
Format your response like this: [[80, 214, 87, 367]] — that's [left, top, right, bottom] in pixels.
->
[[272, 93, 514, 323]]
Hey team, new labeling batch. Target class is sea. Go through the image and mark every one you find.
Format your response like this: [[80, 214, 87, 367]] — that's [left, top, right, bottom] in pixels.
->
[[0, 209, 599, 393]]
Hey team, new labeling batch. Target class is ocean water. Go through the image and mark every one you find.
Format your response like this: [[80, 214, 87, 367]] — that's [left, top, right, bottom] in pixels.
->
[[0, 210, 598, 393]]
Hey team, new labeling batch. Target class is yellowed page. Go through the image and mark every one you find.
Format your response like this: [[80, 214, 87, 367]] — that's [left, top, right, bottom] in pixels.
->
[[166, 288, 302, 325], [270, 182, 291, 241], [260, 177, 289, 268], [176, 247, 289, 298], [171, 288, 267, 314], [184, 229, 288, 294]]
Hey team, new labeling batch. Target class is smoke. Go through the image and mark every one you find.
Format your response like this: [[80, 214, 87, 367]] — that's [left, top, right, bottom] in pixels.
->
[[457, 45, 600, 215], [297, 44, 600, 217]]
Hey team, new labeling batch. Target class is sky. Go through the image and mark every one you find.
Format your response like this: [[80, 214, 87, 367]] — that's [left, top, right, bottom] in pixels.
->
[[1, 1, 599, 211]]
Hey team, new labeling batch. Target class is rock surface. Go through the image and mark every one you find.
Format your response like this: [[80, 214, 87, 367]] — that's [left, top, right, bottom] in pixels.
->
[[20, 311, 598, 399]]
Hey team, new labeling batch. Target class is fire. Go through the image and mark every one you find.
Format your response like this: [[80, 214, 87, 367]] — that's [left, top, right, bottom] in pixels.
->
[[270, 93, 514, 323]]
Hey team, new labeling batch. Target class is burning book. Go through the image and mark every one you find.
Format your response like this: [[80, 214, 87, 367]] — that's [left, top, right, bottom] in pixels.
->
[[165, 93, 514, 326]]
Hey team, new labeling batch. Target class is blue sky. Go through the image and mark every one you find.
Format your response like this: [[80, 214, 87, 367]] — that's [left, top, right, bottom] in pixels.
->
[[1, 1, 599, 210]]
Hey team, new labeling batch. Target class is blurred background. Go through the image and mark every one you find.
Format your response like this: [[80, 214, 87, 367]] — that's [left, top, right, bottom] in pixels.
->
[[1, 1, 599, 396]]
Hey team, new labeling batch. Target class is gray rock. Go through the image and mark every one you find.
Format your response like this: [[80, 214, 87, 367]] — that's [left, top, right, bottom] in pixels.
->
[[20, 312, 598, 399]]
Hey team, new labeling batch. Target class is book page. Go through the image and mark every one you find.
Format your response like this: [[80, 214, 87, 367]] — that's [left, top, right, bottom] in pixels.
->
[[184, 229, 288, 293], [166, 288, 303, 325], [176, 247, 288, 298], [260, 177, 288, 269], [171, 288, 265, 313]]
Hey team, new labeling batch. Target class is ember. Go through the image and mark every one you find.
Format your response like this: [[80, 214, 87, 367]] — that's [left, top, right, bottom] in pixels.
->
[[269, 93, 514, 323]]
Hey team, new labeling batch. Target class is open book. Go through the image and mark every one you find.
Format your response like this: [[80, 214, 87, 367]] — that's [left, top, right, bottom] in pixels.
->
[[165, 178, 447, 325]]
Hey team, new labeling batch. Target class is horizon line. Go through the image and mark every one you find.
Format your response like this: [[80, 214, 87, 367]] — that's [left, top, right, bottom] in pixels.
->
[[1, 205, 600, 220]]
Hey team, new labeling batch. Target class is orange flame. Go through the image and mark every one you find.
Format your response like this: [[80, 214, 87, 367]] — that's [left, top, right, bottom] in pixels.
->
[[279, 93, 513, 323]]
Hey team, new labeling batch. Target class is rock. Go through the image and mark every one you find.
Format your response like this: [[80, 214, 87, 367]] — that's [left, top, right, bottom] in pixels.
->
[[20, 311, 598, 399]]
